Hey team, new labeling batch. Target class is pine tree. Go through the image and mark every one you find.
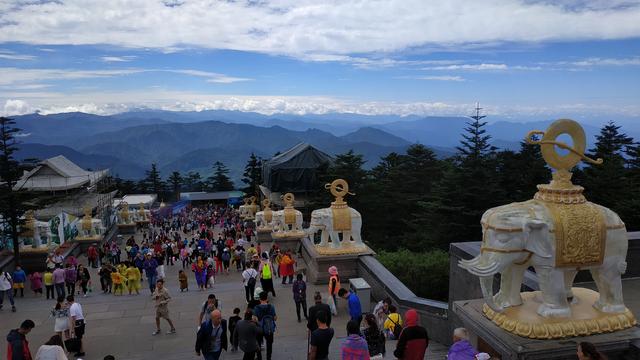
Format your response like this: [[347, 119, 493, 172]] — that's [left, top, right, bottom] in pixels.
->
[[144, 163, 165, 197], [241, 153, 262, 196], [168, 171, 183, 201], [184, 171, 204, 192], [208, 161, 234, 192], [324, 150, 368, 208]]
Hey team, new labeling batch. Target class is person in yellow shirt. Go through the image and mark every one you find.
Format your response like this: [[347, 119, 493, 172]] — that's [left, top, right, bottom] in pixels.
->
[[43, 269, 54, 300], [383, 305, 403, 340], [111, 271, 124, 296], [126, 263, 141, 295]]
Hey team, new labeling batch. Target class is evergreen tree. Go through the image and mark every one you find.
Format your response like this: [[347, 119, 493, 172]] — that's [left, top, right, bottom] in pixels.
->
[[144, 163, 165, 197], [323, 150, 368, 208], [208, 161, 234, 191], [241, 153, 262, 196], [0, 117, 33, 263], [184, 171, 204, 192], [168, 171, 183, 201], [496, 141, 550, 202]]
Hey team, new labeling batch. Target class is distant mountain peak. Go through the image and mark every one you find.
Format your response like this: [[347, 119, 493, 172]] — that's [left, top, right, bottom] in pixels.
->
[[342, 126, 411, 147]]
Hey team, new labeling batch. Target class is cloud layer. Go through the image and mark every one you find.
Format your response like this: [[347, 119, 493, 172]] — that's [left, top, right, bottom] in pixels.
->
[[1, 0, 639, 58]]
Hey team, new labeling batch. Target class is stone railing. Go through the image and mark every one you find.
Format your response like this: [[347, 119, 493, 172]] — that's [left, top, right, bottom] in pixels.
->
[[357, 254, 451, 345]]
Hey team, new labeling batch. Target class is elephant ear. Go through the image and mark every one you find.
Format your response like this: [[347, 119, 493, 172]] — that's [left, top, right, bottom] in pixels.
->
[[523, 220, 552, 258]]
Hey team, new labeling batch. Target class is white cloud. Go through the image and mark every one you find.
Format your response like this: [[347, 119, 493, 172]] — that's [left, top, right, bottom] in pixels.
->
[[0, 50, 36, 61], [0, 1, 639, 59], [3, 99, 32, 115], [417, 75, 466, 82], [101, 56, 137, 62], [169, 69, 252, 83], [570, 57, 640, 66], [424, 63, 509, 71]]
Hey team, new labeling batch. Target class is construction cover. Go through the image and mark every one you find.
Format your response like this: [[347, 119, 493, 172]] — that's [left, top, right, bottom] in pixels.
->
[[262, 143, 333, 193]]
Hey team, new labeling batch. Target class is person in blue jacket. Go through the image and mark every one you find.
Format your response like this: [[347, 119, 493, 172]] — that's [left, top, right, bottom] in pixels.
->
[[338, 288, 362, 325]]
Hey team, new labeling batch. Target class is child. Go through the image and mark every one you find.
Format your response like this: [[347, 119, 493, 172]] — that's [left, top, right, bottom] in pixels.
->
[[44, 269, 54, 300], [178, 270, 188, 292], [126, 263, 141, 295], [111, 271, 124, 296], [228, 307, 241, 351], [28, 271, 43, 296], [12, 265, 27, 297]]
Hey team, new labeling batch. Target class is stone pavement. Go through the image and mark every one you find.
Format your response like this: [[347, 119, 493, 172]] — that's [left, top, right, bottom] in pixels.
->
[[0, 230, 448, 360]]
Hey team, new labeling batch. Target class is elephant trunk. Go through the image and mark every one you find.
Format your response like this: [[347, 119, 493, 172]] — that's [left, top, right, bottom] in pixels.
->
[[480, 275, 503, 313]]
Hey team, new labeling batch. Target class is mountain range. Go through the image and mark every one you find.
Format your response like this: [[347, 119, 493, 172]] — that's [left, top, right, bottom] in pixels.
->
[[9, 110, 637, 182]]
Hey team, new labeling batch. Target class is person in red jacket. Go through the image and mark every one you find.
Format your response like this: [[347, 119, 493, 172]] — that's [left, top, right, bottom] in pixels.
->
[[393, 309, 428, 360], [6, 319, 35, 360]]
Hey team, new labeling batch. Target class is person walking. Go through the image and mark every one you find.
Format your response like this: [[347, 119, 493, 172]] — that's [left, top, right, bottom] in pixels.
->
[[195, 309, 228, 360], [6, 319, 35, 360], [233, 310, 262, 360], [338, 288, 362, 325], [383, 305, 403, 340], [12, 265, 27, 298], [309, 311, 333, 360], [143, 253, 159, 294], [259, 253, 275, 297], [253, 291, 277, 360], [43, 269, 54, 300], [152, 279, 177, 335], [327, 266, 340, 315], [198, 294, 220, 325], [240, 262, 258, 303], [63, 264, 76, 298], [307, 292, 332, 333], [76, 265, 90, 297], [52, 265, 66, 299], [67, 295, 86, 358], [393, 309, 428, 360], [446, 328, 476, 360], [292, 273, 308, 323], [28, 271, 42, 297], [87, 244, 99, 268], [51, 296, 70, 341], [0, 270, 16, 312], [279, 251, 294, 284], [228, 308, 241, 352], [34, 334, 68, 360], [341, 320, 369, 360], [363, 314, 385, 360]]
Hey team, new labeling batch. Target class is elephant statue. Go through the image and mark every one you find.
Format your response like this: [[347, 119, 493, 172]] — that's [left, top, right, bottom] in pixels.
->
[[307, 207, 363, 249], [272, 209, 303, 232]]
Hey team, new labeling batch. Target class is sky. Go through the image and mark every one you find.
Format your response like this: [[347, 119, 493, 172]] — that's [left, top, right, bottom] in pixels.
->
[[0, 0, 639, 121]]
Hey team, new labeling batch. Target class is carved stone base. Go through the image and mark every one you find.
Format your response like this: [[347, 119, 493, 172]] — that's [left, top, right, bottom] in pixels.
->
[[454, 295, 640, 360], [301, 237, 374, 284], [482, 288, 637, 339], [117, 223, 136, 234]]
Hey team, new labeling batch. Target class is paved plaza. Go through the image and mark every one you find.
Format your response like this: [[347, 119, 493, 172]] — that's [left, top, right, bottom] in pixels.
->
[[1, 230, 448, 360]]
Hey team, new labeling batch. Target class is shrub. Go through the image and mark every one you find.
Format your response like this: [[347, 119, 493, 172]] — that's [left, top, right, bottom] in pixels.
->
[[376, 249, 449, 302]]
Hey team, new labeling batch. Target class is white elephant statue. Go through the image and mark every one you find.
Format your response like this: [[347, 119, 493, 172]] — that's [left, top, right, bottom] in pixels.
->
[[272, 209, 303, 232], [307, 207, 363, 249]]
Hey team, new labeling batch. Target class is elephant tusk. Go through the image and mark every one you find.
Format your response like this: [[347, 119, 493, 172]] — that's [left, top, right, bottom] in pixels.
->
[[459, 257, 482, 267], [466, 262, 500, 277]]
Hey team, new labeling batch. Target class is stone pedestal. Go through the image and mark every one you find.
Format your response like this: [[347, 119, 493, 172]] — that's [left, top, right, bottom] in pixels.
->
[[117, 223, 136, 235], [256, 231, 272, 243], [258, 233, 304, 253], [454, 298, 640, 360], [300, 237, 374, 285]]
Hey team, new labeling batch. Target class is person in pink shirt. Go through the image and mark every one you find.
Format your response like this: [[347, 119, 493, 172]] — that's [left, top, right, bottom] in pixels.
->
[[52, 265, 66, 298], [28, 272, 43, 296]]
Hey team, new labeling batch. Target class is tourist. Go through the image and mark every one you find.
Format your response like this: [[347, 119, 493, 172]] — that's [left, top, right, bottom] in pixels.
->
[[363, 313, 385, 359], [383, 305, 403, 340], [193, 256, 207, 291], [577, 342, 607, 360], [179, 269, 189, 292], [393, 309, 428, 360], [12, 265, 27, 298], [52, 250, 64, 268], [228, 307, 242, 352], [279, 250, 295, 284], [6, 319, 35, 360], [143, 253, 159, 293], [253, 291, 277, 360], [222, 248, 231, 275], [34, 334, 67, 360], [199, 294, 220, 325], [45, 254, 56, 271], [233, 309, 262, 360], [373, 297, 392, 328], [98, 263, 113, 293], [307, 292, 332, 332], [292, 273, 308, 323], [327, 266, 340, 315], [338, 288, 362, 324], [341, 319, 369, 360], [76, 264, 90, 297], [248, 287, 262, 310], [309, 310, 334, 360], [43, 269, 54, 300], [52, 265, 66, 299], [242, 262, 259, 303], [447, 328, 477, 360], [152, 279, 176, 335], [28, 271, 43, 296], [126, 262, 141, 295], [111, 270, 124, 296], [195, 309, 228, 360], [51, 296, 70, 340], [259, 253, 276, 297], [67, 295, 86, 357], [87, 244, 99, 268], [0, 270, 17, 312], [63, 264, 76, 298]]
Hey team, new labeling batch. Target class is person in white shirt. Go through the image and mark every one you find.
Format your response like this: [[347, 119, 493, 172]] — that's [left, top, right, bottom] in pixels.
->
[[0, 271, 16, 312], [67, 295, 85, 357], [35, 334, 68, 360], [242, 263, 258, 303]]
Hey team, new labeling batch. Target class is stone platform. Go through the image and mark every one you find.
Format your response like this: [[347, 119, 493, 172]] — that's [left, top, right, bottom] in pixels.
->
[[300, 236, 374, 284], [454, 297, 640, 360]]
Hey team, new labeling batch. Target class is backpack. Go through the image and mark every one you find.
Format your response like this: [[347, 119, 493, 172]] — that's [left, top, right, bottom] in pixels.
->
[[258, 305, 276, 335], [262, 263, 271, 279], [247, 270, 257, 288], [389, 315, 402, 339]]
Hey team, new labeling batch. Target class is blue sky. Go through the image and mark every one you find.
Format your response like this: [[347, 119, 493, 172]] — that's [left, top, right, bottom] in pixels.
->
[[0, 0, 639, 121]]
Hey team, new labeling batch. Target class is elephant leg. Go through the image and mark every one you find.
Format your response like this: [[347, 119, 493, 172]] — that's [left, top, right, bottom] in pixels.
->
[[329, 232, 341, 249], [592, 255, 627, 313], [563, 270, 578, 303], [342, 231, 352, 244], [535, 266, 571, 317]]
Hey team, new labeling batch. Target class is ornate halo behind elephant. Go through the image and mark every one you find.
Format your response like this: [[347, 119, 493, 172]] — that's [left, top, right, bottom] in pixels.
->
[[307, 207, 363, 249], [459, 199, 628, 318]]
